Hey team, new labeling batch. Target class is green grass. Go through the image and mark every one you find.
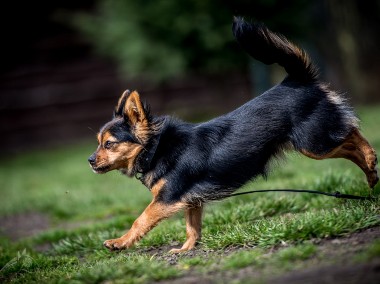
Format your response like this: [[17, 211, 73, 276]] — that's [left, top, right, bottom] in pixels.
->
[[1, 106, 380, 283], [221, 243, 316, 270]]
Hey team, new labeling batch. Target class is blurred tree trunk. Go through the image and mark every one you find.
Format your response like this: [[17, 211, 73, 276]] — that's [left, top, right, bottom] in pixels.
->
[[326, 0, 380, 102], [328, 0, 365, 100]]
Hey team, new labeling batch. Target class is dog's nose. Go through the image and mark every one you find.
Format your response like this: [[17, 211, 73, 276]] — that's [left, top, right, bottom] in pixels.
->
[[88, 154, 96, 166]]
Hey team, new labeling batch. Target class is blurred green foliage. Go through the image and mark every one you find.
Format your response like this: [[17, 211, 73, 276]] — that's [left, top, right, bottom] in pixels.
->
[[70, 0, 314, 83]]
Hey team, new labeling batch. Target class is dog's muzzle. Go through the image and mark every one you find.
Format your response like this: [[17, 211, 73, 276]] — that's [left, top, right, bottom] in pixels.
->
[[88, 153, 96, 167], [88, 153, 111, 173]]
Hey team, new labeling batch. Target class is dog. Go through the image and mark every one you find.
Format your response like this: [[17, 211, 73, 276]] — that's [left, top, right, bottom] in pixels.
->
[[88, 17, 378, 253]]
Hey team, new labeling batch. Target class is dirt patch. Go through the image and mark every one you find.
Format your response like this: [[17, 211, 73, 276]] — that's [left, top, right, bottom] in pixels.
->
[[316, 226, 380, 261], [269, 261, 380, 284], [0, 212, 50, 240], [266, 226, 380, 284]]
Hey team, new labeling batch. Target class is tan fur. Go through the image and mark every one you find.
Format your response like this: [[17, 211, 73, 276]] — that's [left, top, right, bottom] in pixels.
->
[[100, 132, 117, 145], [301, 129, 378, 188], [115, 142, 144, 175], [103, 179, 186, 250], [150, 178, 166, 196], [125, 91, 151, 143], [93, 130, 144, 176], [169, 206, 203, 253]]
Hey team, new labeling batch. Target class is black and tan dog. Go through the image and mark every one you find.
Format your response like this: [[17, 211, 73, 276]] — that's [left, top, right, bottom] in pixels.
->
[[88, 17, 378, 253]]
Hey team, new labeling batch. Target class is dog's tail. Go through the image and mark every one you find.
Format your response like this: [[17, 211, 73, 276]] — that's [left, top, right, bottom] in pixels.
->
[[232, 17, 318, 82]]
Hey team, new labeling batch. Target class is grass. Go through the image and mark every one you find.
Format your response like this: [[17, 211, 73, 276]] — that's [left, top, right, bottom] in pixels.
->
[[221, 243, 316, 270], [1, 106, 380, 283]]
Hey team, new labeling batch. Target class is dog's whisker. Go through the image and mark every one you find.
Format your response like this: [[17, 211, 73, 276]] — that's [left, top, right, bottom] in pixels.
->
[[88, 127, 97, 135]]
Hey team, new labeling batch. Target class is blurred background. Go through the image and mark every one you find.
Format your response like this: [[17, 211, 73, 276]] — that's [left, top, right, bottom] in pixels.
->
[[1, 0, 380, 156]]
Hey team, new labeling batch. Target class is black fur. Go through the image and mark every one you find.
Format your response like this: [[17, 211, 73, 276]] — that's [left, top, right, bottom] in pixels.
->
[[232, 17, 318, 82], [109, 18, 359, 205]]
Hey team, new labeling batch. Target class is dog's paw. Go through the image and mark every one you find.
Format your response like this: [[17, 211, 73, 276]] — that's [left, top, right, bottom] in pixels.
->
[[366, 150, 378, 171], [368, 170, 379, 189], [103, 238, 129, 251], [169, 247, 189, 254], [169, 243, 196, 254]]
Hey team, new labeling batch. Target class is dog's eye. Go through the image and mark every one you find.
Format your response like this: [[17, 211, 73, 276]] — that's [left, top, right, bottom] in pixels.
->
[[104, 141, 115, 149]]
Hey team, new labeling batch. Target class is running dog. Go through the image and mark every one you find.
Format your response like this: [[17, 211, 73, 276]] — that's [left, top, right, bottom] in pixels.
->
[[88, 17, 378, 253]]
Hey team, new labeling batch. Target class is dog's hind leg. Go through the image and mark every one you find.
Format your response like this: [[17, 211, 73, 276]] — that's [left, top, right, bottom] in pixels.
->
[[300, 129, 378, 188], [169, 205, 203, 253]]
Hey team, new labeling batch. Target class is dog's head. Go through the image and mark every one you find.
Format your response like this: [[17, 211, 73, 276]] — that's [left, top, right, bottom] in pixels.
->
[[88, 90, 152, 177]]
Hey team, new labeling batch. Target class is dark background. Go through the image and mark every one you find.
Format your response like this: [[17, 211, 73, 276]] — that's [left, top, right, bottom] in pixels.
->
[[1, 0, 379, 156]]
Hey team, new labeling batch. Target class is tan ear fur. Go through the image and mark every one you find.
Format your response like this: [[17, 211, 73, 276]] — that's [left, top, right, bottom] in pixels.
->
[[124, 91, 147, 125]]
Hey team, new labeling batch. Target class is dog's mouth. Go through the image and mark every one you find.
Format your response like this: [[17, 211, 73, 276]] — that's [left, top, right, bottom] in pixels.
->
[[91, 164, 111, 174], [119, 168, 134, 177]]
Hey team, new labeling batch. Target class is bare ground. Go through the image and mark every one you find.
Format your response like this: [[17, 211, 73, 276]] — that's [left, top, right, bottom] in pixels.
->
[[0, 212, 50, 240]]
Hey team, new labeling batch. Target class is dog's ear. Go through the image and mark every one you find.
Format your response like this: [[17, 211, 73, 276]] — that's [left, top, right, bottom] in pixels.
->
[[123, 90, 147, 125], [114, 90, 131, 118]]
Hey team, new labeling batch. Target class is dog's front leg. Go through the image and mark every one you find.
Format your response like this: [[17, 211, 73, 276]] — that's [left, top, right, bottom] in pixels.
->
[[170, 205, 203, 253], [104, 200, 185, 251]]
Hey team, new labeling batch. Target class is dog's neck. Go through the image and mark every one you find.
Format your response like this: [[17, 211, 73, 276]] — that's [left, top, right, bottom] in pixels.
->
[[135, 117, 168, 177]]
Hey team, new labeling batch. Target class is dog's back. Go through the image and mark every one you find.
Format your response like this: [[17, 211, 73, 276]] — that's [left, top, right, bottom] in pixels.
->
[[233, 17, 361, 153], [178, 18, 377, 203], [231, 18, 376, 186]]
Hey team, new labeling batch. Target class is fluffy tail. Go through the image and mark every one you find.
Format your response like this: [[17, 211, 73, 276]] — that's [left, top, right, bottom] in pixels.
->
[[232, 17, 318, 82]]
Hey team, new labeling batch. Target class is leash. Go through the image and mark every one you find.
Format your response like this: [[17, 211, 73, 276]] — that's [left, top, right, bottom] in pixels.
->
[[229, 188, 377, 200]]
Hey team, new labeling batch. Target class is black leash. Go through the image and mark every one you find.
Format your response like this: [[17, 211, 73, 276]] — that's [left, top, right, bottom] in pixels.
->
[[230, 189, 377, 200]]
